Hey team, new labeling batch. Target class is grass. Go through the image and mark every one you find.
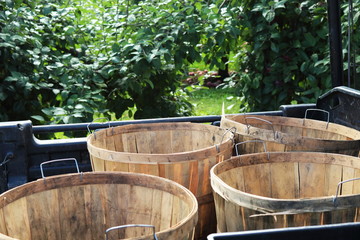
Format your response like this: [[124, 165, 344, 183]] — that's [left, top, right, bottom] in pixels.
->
[[185, 85, 241, 116]]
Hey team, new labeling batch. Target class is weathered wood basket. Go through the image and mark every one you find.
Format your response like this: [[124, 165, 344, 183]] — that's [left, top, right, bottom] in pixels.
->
[[220, 113, 360, 156], [87, 122, 234, 239], [210, 152, 360, 233], [0, 172, 198, 240]]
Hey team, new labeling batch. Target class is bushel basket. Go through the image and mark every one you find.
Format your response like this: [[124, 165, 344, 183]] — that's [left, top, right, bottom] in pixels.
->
[[220, 112, 360, 156], [211, 151, 360, 233], [87, 122, 234, 239], [0, 171, 198, 240]]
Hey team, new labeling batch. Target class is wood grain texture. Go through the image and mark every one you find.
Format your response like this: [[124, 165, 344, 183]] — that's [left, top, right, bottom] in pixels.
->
[[87, 122, 234, 239], [0, 172, 198, 240], [221, 114, 360, 156], [211, 151, 360, 232]]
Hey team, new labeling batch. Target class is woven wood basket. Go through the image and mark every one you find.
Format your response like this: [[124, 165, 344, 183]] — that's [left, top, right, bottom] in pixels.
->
[[211, 151, 360, 233], [87, 122, 234, 239], [0, 172, 198, 240], [220, 114, 360, 156]]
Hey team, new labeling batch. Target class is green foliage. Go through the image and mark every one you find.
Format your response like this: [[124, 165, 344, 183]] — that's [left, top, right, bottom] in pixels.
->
[[0, 1, 107, 123], [232, 0, 333, 112], [98, 0, 242, 119], [0, 0, 243, 122], [3, 0, 355, 122]]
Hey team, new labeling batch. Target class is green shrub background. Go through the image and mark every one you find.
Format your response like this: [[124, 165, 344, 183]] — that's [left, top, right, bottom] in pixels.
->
[[1, 0, 359, 123]]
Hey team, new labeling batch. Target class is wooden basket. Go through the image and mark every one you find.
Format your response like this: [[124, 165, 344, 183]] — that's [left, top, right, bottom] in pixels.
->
[[87, 122, 234, 239], [0, 171, 198, 240], [220, 113, 360, 156], [210, 151, 360, 233]]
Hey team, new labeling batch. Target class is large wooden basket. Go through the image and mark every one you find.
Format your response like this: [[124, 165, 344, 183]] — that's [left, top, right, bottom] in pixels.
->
[[87, 122, 234, 239], [210, 152, 360, 233], [0, 171, 198, 240], [220, 113, 360, 156]]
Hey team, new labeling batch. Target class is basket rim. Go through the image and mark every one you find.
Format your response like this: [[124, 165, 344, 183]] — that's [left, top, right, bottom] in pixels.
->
[[0, 171, 199, 239], [210, 151, 360, 215], [222, 114, 360, 141], [87, 122, 235, 163]]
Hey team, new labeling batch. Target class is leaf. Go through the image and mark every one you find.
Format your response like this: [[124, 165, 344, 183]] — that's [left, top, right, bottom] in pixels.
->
[[111, 56, 121, 63], [274, 1, 286, 9], [263, 9, 275, 22], [31, 115, 45, 122], [304, 32, 316, 47], [270, 42, 279, 53], [215, 32, 225, 45], [128, 14, 136, 22], [145, 79, 154, 89], [111, 43, 120, 53], [64, 26, 75, 35]]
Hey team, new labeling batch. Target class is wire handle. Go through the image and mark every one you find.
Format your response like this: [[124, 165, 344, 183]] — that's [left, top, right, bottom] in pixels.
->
[[87, 117, 111, 134], [0, 152, 14, 167], [216, 127, 236, 152], [235, 140, 270, 160], [333, 177, 360, 207], [304, 109, 330, 129], [105, 224, 158, 240], [40, 158, 80, 179], [244, 117, 278, 139]]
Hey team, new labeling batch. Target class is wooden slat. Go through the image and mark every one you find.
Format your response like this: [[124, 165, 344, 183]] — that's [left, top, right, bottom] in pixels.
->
[[26, 189, 61, 240], [91, 156, 105, 171], [150, 189, 163, 232], [151, 130, 172, 154], [299, 162, 326, 198], [58, 186, 88, 240], [105, 129, 116, 151], [196, 159, 205, 197], [126, 185, 152, 238], [0, 209, 7, 238], [188, 160, 199, 195], [3, 198, 31, 240], [171, 162, 190, 189], [270, 162, 298, 199], [342, 166, 356, 195], [224, 200, 243, 232], [113, 130, 124, 152], [104, 160, 129, 172], [159, 191, 174, 231], [172, 129, 192, 153], [352, 169, 360, 195], [243, 163, 271, 197], [122, 132, 137, 153], [324, 164, 343, 196], [201, 156, 216, 196], [134, 131, 151, 154], [218, 167, 245, 191], [213, 193, 226, 232], [128, 163, 159, 176], [170, 196, 182, 227]]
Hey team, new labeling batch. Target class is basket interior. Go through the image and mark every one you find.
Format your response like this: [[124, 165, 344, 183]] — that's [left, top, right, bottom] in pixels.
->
[[217, 160, 360, 200], [90, 124, 230, 154], [228, 115, 360, 141], [0, 182, 195, 240]]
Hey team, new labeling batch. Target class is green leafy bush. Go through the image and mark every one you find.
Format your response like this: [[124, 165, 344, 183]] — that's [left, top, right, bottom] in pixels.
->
[[232, 0, 332, 112], [0, 1, 107, 123], [1, 0, 243, 122]]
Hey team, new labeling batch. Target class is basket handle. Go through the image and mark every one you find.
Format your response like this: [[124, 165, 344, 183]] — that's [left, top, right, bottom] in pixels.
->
[[304, 109, 330, 129], [333, 177, 360, 206], [105, 224, 158, 240], [244, 117, 278, 140], [87, 117, 111, 137], [216, 127, 236, 152], [40, 158, 80, 179], [235, 140, 269, 160]]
